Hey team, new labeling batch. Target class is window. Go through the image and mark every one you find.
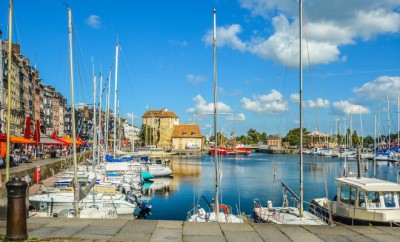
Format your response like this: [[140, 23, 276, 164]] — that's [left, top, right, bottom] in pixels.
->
[[367, 191, 381, 208], [340, 184, 350, 204], [358, 191, 365, 208], [383, 192, 396, 208], [349, 187, 357, 205]]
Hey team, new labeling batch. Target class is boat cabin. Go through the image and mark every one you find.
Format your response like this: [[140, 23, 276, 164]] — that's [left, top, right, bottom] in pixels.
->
[[335, 177, 400, 210]]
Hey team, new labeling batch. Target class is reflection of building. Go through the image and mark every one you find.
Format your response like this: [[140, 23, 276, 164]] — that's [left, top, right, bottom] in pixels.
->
[[170, 159, 201, 177]]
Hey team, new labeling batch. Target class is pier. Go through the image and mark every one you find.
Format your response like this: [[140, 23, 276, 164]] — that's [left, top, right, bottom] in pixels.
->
[[0, 217, 400, 241]]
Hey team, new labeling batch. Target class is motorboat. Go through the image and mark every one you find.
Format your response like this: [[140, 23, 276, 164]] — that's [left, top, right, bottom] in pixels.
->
[[309, 176, 400, 226]]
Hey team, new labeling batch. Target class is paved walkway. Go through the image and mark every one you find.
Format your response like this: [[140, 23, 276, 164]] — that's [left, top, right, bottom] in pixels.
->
[[0, 217, 400, 241]]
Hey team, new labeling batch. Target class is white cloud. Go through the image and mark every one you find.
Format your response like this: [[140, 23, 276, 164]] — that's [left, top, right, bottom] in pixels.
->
[[205, 1, 400, 67], [306, 98, 330, 108], [353, 76, 400, 102], [85, 15, 101, 29], [290, 93, 329, 108], [332, 100, 370, 115], [226, 113, 246, 121], [203, 24, 247, 51], [186, 94, 233, 115], [240, 89, 288, 114], [187, 74, 206, 84], [126, 112, 136, 120]]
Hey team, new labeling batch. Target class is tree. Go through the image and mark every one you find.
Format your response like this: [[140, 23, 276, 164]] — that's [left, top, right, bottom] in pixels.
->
[[247, 128, 261, 144], [139, 124, 147, 146], [363, 135, 374, 147], [351, 130, 360, 147], [284, 128, 308, 147]]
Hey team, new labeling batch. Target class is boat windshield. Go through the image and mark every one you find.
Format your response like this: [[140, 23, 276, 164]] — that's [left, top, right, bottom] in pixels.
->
[[383, 192, 397, 208], [367, 191, 381, 208]]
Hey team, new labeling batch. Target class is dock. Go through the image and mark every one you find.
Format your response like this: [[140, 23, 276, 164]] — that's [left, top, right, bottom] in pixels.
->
[[1, 217, 400, 241]]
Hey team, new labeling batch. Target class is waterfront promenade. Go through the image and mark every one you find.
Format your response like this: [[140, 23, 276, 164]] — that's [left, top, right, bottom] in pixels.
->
[[1, 217, 400, 241]]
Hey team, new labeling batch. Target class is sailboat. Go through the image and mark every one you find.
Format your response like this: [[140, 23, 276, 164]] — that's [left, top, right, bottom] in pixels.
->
[[252, 0, 326, 225], [187, 9, 243, 223]]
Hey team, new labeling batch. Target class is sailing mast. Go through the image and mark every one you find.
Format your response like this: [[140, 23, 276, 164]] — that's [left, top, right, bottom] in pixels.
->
[[92, 58, 97, 167], [105, 70, 111, 155], [5, 0, 13, 182], [67, 7, 80, 216], [388, 94, 391, 149], [213, 9, 220, 221], [97, 72, 103, 162], [397, 92, 400, 161], [299, 0, 304, 217], [113, 43, 119, 157]]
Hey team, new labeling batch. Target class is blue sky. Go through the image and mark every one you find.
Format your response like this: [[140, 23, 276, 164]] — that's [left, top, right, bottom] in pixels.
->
[[1, 0, 400, 138]]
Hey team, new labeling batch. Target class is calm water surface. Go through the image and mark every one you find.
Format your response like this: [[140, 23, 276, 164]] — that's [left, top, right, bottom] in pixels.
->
[[137, 153, 400, 221]]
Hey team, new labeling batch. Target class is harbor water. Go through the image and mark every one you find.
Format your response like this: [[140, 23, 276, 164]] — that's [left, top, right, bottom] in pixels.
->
[[135, 153, 400, 221]]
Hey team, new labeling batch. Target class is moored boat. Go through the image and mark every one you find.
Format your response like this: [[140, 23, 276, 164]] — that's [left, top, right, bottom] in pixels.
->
[[309, 176, 400, 226]]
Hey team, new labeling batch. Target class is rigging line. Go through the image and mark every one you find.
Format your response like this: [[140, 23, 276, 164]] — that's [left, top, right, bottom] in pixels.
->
[[71, 19, 90, 105], [303, 12, 319, 132], [119, 48, 140, 110]]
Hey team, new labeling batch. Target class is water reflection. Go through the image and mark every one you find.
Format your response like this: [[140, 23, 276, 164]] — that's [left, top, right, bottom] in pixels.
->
[[138, 153, 400, 221]]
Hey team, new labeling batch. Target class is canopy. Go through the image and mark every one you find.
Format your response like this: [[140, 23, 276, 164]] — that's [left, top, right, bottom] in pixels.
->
[[307, 130, 329, 137], [10, 135, 35, 144], [62, 136, 84, 145], [51, 136, 71, 146], [40, 136, 65, 145]]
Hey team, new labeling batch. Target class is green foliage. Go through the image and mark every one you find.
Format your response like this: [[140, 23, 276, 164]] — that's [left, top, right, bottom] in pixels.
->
[[283, 128, 308, 146], [351, 130, 360, 146]]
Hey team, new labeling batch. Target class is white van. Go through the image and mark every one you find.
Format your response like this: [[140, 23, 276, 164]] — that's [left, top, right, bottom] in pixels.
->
[[185, 143, 199, 149]]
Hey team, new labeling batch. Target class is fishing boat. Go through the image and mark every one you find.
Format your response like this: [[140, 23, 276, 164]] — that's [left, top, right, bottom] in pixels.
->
[[187, 9, 243, 223], [309, 176, 400, 226], [252, 0, 326, 225]]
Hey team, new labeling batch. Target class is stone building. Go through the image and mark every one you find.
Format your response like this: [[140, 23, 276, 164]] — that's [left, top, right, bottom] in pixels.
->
[[171, 124, 203, 150], [267, 135, 282, 148], [142, 108, 179, 149], [2, 42, 33, 136]]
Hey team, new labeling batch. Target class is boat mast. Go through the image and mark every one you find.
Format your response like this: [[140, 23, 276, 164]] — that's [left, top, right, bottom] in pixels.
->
[[374, 115, 376, 177], [387, 94, 390, 149], [113, 43, 119, 157], [97, 72, 103, 162], [5, 0, 13, 182], [299, 0, 304, 217], [131, 110, 135, 152], [67, 7, 79, 217], [92, 58, 97, 167], [105, 70, 111, 155], [397, 92, 400, 161], [213, 9, 220, 221]]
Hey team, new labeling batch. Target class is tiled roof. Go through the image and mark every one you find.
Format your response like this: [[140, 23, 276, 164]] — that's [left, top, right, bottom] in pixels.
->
[[142, 108, 179, 118], [172, 124, 202, 138]]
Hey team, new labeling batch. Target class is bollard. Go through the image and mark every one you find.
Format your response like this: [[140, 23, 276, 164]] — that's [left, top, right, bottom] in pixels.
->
[[6, 177, 28, 241]]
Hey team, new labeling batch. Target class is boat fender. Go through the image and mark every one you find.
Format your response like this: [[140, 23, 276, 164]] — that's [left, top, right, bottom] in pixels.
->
[[218, 204, 230, 214]]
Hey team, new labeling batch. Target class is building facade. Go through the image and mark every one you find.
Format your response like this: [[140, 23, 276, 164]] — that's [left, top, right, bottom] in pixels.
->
[[142, 108, 179, 149]]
